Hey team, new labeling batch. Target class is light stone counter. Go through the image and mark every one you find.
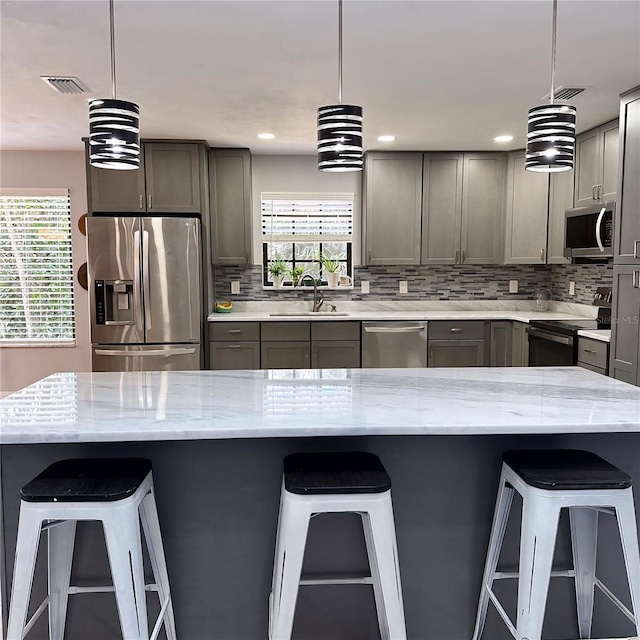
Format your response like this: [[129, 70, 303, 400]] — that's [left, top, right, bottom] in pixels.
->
[[578, 329, 612, 343], [1, 367, 639, 444]]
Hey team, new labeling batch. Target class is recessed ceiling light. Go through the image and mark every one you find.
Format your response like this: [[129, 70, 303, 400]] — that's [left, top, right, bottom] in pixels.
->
[[377, 135, 396, 142], [258, 133, 276, 140], [494, 135, 514, 143]]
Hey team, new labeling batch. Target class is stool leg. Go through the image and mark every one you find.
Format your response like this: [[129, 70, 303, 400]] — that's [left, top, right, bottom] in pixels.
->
[[270, 497, 310, 640], [569, 507, 598, 639], [103, 506, 149, 640], [516, 495, 560, 640], [614, 491, 640, 635], [7, 507, 42, 640], [366, 497, 407, 640], [472, 474, 515, 640], [362, 512, 386, 638], [139, 490, 177, 640], [48, 520, 76, 640]]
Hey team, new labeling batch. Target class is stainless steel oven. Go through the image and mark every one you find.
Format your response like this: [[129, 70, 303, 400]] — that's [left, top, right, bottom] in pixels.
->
[[527, 326, 575, 366]]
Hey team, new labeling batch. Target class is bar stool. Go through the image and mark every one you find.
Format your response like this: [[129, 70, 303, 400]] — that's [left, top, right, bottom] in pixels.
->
[[472, 449, 640, 640], [7, 458, 176, 640], [268, 451, 407, 640]]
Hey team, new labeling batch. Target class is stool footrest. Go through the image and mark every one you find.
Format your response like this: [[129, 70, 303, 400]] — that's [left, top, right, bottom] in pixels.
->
[[23, 596, 49, 638], [493, 569, 576, 580], [595, 577, 637, 624], [300, 575, 373, 586], [68, 583, 159, 595], [485, 587, 516, 638], [150, 594, 172, 640]]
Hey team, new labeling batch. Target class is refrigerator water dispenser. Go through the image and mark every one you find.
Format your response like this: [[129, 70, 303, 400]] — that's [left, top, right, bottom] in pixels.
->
[[94, 279, 135, 325]]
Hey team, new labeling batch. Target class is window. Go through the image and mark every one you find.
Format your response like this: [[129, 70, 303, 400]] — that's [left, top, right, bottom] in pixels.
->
[[0, 189, 75, 343], [261, 193, 353, 287]]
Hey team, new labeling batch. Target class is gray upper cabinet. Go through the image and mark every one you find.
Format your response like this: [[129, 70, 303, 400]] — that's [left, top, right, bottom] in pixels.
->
[[364, 152, 423, 265], [461, 153, 505, 264], [574, 120, 619, 207], [614, 87, 640, 264], [503, 151, 549, 264], [421, 154, 463, 264], [610, 265, 640, 385], [209, 148, 252, 265], [144, 143, 202, 214], [547, 170, 573, 264]]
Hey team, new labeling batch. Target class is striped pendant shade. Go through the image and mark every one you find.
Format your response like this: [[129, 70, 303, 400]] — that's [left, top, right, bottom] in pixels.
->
[[317, 104, 363, 172], [89, 99, 140, 170], [525, 103, 576, 172]]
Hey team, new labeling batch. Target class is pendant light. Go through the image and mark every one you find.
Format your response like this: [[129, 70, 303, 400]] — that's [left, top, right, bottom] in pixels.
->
[[88, 0, 140, 170], [317, 0, 363, 172], [525, 0, 576, 172]]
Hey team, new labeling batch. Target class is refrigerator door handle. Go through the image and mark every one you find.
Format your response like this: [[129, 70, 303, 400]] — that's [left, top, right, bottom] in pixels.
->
[[133, 229, 144, 332], [142, 229, 152, 331], [94, 347, 197, 357]]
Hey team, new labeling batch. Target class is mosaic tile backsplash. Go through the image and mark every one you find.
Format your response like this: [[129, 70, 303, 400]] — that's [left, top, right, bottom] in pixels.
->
[[215, 263, 612, 306]]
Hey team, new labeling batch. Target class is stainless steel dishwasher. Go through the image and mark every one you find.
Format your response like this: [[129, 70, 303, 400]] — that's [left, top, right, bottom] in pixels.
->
[[362, 321, 428, 367]]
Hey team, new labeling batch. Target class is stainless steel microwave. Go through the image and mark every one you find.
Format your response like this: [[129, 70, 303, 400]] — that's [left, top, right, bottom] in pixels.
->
[[564, 201, 614, 259]]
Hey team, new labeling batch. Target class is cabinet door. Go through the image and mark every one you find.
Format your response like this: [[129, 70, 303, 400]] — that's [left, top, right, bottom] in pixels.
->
[[574, 129, 600, 207], [461, 154, 505, 264], [547, 170, 572, 264], [490, 322, 512, 367], [364, 153, 423, 265], [144, 143, 201, 213], [209, 342, 260, 370], [503, 152, 549, 264], [615, 90, 640, 264], [600, 121, 619, 202], [610, 265, 640, 384], [311, 341, 360, 369], [88, 150, 146, 213], [261, 341, 310, 369], [210, 149, 252, 264], [511, 322, 529, 367], [421, 154, 463, 264], [428, 339, 485, 367]]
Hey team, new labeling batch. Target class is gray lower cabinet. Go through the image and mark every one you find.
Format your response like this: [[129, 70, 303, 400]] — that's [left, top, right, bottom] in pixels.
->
[[210, 342, 260, 370], [209, 148, 252, 264], [511, 322, 529, 367], [311, 341, 361, 368], [364, 152, 423, 265], [428, 339, 485, 367], [261, 341, 311, 369], [610, 265, 640, 384], [490, 321, 513, 367], [577, 337, 609, 375], [503, 151, 549, 264]]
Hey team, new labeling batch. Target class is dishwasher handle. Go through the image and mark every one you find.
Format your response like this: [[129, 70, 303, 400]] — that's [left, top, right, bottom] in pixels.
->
[[363, 325, 426, 334], [526, 327, 573, 347]]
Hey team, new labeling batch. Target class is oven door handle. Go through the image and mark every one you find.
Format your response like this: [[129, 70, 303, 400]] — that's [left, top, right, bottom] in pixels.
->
[[595, 206, 607, 253], [526, 327, 574, 346]]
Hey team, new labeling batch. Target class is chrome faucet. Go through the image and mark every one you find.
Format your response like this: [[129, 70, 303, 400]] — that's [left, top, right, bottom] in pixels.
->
[[300, 274, 324, 312]]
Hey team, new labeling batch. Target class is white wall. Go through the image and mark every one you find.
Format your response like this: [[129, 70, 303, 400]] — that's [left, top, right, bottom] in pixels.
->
[[250, 155, 362, 263], [0, 151, 90, 395]]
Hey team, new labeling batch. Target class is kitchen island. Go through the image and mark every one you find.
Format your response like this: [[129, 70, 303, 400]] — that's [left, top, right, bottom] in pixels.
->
[[1, 367, 639, 639]]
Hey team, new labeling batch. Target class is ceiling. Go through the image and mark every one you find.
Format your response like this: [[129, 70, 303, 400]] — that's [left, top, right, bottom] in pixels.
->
[[1, 0, 639, 154]]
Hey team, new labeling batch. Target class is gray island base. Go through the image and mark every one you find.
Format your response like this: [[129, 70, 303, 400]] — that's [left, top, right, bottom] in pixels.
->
[[1, 367, 639, 639]]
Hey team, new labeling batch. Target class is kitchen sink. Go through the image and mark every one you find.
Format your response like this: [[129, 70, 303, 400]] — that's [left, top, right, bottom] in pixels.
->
[[268, 312, 350, 317]]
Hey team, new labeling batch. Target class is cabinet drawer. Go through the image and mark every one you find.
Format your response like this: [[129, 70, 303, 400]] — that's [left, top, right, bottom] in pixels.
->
[[261, 322, 310, 342], [209, 342, 260, 370], [577, 337, 609, 370], [311, 321, 360, 341], [210, 322, 260, 342], [578, 361, 607, 376], [428, 320, 485, 340]]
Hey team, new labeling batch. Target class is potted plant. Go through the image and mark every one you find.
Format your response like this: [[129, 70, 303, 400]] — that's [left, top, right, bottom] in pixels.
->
[[319, 252, 342, 288], [268, 259, 287, 288], [289, 266, 306, 287]]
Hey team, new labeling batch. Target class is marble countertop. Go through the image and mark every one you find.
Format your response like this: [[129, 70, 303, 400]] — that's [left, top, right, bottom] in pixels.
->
[[578, 329, 611, 343], [1, 367, 639, 444]]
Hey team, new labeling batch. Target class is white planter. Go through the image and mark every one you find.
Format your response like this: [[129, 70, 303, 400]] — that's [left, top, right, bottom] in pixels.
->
[[326, 272, 340, 288], [272, 274, 284, 289]]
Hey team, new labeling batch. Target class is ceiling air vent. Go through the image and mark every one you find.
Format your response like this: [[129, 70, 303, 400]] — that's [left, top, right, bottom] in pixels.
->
[[541, 86, 586, 102], [40, 76, 90, 95]]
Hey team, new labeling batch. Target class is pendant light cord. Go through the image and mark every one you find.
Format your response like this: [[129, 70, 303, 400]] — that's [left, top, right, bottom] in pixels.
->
[[549, 0, 557, 105], [338, 0, 343, 105], [109, 0, 117, 100]]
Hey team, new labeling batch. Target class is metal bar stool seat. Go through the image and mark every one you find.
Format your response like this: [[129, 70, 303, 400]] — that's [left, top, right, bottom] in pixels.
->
[[472, 449, 640, 640], [7, 458, 176, 640], [269, 451, 407, 640]]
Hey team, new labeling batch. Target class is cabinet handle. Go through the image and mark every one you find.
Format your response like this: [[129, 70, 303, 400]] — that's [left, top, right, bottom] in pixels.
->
[[148, 194, 152, 209], [634, 271, 640, 289], [429, 345, 433, 359], [634, 241, 640, 260], [592, 185, 597, 201], [227, 344, 242, 349], [461, 250, 466, 263], [540, 248, 545, 262], [367, 251, 372, 264], [598, 185, 603, 200], [455, 249, 460, 264], [228, 329, 241, 334], [139, 194, 144, 209], [450, 328, 463, 333], [306, 347, 311, 360], [584, 349, 596, 354]]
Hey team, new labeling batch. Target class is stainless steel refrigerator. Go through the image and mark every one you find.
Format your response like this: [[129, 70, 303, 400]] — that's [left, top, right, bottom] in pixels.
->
[[87, 216, 202, 371]]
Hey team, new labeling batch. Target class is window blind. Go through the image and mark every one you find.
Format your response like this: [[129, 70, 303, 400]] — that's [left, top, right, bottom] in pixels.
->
[[261, 194, 354, 242], [0, 189, 75, 342]]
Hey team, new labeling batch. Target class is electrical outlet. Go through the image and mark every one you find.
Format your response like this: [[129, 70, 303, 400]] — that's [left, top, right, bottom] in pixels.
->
[[569, 281, 575, 296], [360, 281, 370, 295], [399, 281, 408, 294], [231, 281, 240, 295], [509, 280, 518, 294]]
